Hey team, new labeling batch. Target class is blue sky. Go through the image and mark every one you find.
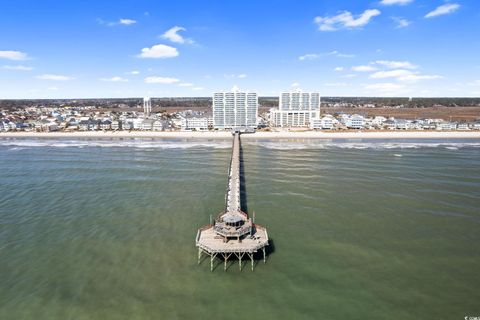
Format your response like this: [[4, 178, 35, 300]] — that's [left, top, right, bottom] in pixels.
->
[[0, 0, 479, 98]]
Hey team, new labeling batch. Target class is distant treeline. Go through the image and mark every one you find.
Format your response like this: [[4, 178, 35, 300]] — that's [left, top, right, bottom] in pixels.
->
[[1, 96, 480, 110], [323, 97, 480, 108]]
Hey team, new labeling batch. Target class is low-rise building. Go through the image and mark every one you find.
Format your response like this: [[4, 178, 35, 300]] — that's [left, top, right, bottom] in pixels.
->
[[111, 120, 122, 130], [437, 122, 457, 131], [141, 119, 155, 130], [181, 116, 210, 131], [457, 122, 470, 130], [153, 120, 167, 131], [372, 116, 387, 127], [100, 120, 112, 130], [395, 119, 410, 130], [346, 114, 364, 129]]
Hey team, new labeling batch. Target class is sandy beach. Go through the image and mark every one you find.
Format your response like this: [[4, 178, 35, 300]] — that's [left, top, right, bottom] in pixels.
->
[[1, 130, 480, 139]]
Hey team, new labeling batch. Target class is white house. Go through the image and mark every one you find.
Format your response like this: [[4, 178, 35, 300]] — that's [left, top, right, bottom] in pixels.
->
[[111, 120, 122, 130], [132, 118, 144, 130], [395, 119, 411, 130], [170, 117, 183, 129], [372, 116, 387, 127], [181, 116, 210, 131], [153, 120, 167, 131], [141, 119, 155, 130], [346, 114, 364, 129], [436, 122, 457, 131]]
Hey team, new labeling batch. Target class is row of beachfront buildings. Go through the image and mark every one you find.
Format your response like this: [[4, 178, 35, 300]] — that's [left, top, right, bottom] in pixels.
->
[[210, 87, 480, 131], [0, 107, 209, 132], [1, 88, 480, 132]]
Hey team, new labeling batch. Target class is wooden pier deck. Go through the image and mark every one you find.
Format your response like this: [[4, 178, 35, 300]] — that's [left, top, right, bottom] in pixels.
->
[[195, 132, 269, 271]]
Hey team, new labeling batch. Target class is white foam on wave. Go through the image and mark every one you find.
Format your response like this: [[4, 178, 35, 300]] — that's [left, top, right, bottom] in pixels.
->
[[0, 139, 231, 150], [2, 139, 480, 151], [246, 141, 480, 150]]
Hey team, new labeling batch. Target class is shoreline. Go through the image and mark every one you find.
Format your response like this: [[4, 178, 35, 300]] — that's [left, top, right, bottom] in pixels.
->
[[1, 131, 480, 140]]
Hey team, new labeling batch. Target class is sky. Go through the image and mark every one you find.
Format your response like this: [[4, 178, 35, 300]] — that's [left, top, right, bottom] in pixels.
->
[[0, 0, 479, 98]]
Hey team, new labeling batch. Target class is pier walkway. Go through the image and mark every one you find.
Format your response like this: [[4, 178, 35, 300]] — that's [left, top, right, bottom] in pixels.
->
[[196, 132, 269, 271]]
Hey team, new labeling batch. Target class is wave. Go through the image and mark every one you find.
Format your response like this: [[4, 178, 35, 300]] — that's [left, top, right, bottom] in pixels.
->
[[2, 139, 480, 151], [246, 141, 480, 150], [0, 139, 232, 150]]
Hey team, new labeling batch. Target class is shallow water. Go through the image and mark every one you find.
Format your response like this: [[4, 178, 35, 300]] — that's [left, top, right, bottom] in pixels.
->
[[1, 138, 480, 319]]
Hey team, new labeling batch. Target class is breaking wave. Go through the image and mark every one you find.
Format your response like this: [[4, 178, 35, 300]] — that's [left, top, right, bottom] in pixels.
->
[[0, 139, 232, 150], [245, 140, 480, 150], [1, 138, 480, 151]]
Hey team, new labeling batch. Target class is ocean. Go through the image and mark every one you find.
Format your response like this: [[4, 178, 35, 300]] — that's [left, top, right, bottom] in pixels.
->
[[1, 137, 479, 319]]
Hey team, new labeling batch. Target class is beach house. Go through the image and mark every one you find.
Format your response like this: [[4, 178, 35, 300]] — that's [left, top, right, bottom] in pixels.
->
[[346, 114, 365, 129]]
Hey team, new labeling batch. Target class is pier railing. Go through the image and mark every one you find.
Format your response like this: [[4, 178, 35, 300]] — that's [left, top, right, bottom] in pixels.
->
[[223, 132, 241, 214]]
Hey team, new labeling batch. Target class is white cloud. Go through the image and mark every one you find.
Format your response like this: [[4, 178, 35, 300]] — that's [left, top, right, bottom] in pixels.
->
[[380, 0, 413, 5], [119, 18, 137, 25], [374, 60, 417, 69], [467, 80, 480, 86], [98, 18, 137, 26], [178, 82, 194, 87], [137, 44, 179, 58], [341, 73, 357, 78], [126, 70, 140, 75], [47, 86, 59, 91], [299, 53, 320, 61], [2, 65, 33, 71], [328, 50, 355, 58], [299, 51, 354, 60], [370, 69, 413, 79], [224, 74, 248, 79], [291, 82, 300, 87], [100, 76, 128, 82], [392, 17, 411, 28], [365, 82, 405, 92], [192, 87, 204, 91], [370, 69, 442, 82], [352, 65, 377, 72], [144, 76, 180, 84], [36, 74, 73, 81], [334, 67, 344, 71], [425, 3, 460, 18], [398, 74, 443, 82], [161, 26, 194, 44], [97, 18, 137, 27], [0, 50, 29, 61], [314, 9, 381, 31]]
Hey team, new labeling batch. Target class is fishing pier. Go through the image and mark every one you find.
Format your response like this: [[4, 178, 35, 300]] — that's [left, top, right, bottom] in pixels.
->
[[195, 132, 269, 271]]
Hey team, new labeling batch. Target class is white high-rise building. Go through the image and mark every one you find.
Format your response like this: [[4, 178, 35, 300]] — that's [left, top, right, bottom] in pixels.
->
[[213, 86, 258, 129], [143, 97, 152, 117], [271, 89, 321, 127]]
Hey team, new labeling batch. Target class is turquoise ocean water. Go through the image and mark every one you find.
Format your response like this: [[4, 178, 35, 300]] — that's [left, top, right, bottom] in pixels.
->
[[1, 138, 480, 319]]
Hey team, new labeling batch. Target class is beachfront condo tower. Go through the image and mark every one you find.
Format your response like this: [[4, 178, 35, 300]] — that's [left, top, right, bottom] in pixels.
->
[[213, 86, 258, 129], [271, 89, 321, 127], [143, 97, 152, 118]]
